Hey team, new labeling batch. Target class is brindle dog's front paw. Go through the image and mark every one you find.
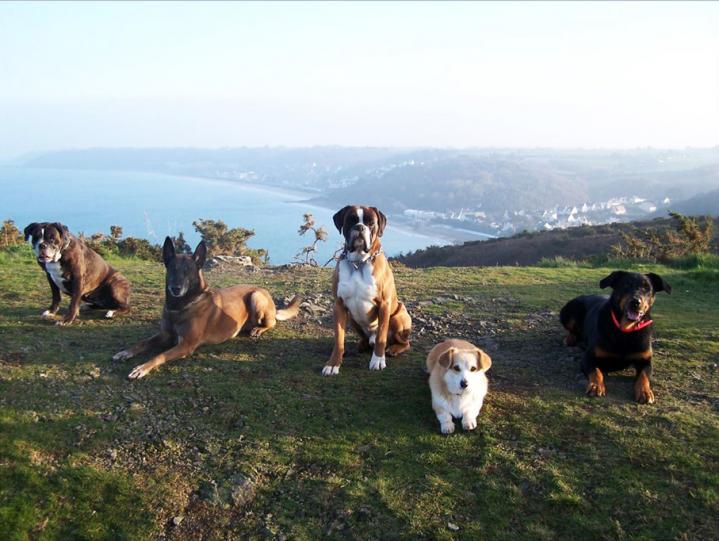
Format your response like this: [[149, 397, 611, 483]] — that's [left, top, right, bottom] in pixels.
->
[[635, 387, 655, 404], [41, 310, 57, 319], [586, 381, 606, 397], [128, 362, 153, 380]]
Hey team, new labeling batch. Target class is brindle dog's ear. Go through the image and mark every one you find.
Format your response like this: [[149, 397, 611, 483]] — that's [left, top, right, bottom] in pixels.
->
[[599, 270, 628, 289], [162, 236, 175, 267], [23, 222, 40, 242], [193, 240, 207, 269], [371, 207, 387, 237], [475, 349, 492, 372], [52, 223, 70, 247], [438, 347, 456, 369], [332, 206, 352, 233], [647, 272, 671, 295]]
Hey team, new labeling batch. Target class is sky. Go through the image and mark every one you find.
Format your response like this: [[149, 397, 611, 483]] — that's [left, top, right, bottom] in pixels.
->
[[1, 1, 718, 160]]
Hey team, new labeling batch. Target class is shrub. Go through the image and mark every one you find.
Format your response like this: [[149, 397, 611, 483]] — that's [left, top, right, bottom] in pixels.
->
[[0, 219, 24, 250], [294, 213, 328, 266], [193, 219, 268, 265]]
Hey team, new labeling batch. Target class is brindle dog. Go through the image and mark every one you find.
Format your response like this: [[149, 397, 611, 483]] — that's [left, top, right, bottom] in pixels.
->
[[560, 271, 671, 404]]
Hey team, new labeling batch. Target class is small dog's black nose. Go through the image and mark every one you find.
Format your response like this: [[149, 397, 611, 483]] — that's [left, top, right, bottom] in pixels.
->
[[170, 286, 182, 295], [460, 379, 468, 389], [629, 298, 641, 309]]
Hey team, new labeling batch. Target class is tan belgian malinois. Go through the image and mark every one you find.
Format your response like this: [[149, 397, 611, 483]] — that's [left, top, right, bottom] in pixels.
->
[[113, 237, 301, 379]]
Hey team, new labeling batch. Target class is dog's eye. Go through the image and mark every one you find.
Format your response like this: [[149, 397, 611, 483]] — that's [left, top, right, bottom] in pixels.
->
[[453, 365, 461, 372], [470, 366, 477, 372]]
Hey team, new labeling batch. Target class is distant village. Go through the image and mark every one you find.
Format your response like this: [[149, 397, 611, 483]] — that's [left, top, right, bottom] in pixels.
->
[[403, 195, 671, 238]]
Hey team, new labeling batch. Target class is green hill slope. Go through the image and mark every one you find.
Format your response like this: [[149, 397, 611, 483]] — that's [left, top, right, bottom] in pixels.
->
[[1, 251, 717, 540]]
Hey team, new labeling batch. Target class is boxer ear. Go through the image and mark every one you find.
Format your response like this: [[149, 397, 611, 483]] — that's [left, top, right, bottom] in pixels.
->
[[23, 222, 40, 242], [371, 207, 387, 237], [332, 206, 352, 233], [162, 236, 175, 267], [52, 223, 70, 248]]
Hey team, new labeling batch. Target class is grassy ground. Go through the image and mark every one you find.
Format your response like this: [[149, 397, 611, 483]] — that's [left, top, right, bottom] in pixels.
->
[[1, 248, 717, 541]]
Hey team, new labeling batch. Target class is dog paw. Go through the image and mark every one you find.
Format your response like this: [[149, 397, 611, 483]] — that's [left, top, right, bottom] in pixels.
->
[[55, 318, 74, 327], [41, 310, 56, 319], [128, 363, 152, 380], [105, 310, 115, 319], [440, 422, 455, 434], [322, 365, 340, 376], [586, 381, 606, 397], [112, 350, 133, 362], [369, 353, 386, 371], [462, 417, 478, 431], [636, 388, 655, 404]]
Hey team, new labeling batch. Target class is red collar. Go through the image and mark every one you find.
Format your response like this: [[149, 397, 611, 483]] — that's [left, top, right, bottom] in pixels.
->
[[611, 309, 653, 333]]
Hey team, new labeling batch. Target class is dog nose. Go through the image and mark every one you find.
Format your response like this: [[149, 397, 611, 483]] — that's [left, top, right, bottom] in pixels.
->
[[170, 286, 182, 295], [629, 298, 641, 309], [460, 379, 468, 389]]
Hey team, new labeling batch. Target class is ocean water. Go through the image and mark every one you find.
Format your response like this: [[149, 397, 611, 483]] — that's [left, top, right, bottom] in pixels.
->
[[0, 167, 445, 264]]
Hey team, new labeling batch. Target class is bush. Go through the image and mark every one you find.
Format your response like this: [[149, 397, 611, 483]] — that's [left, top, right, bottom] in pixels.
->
[[0, 220, 24, 250], [193, 219, 268, 265]]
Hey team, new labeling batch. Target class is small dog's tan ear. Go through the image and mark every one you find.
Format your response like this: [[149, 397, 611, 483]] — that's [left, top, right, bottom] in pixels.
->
[[438, 347, 456, 369], [476, 349, 492, 371]]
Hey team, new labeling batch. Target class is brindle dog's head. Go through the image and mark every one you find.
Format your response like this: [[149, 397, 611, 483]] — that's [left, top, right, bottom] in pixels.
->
[[600, 271, 671, 327], [162, 237, 207, 299], [332, 205, 387, 257], [24, 222, 70, 263]]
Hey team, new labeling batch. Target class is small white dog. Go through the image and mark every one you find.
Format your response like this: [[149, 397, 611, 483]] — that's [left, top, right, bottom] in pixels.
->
[[426, 339, 492, 434]]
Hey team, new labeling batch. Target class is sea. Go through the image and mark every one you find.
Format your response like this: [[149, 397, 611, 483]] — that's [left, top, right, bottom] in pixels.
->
[[0, 167, 447, 264]]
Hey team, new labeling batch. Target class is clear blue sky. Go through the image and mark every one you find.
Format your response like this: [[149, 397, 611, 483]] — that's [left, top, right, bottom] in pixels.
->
[[1, 1, 717, 159]]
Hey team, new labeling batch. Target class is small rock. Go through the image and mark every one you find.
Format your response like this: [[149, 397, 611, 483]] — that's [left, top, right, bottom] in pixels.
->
[[172, 516, 183, 527], [447, 522, 460, 531]]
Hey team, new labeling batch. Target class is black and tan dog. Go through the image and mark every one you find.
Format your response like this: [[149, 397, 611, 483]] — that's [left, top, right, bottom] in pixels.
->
[[113, 237, 301, 379], [24, 222, 131, 325], [560, 271, 671, 404], [323, 205, 412, 376]]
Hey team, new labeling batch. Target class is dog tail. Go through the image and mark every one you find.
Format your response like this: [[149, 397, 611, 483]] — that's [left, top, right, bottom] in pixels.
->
[[276, 295, 302, 321]]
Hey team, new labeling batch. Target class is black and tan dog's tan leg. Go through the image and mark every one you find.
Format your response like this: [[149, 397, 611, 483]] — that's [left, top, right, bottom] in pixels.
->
[[323, 300, 348, 376], [634, 364, 654, 404], [369, 302, 391, 371], [582, 353, 606, 397], [127, 341, 196, 380], [112, 331, 174, 362]]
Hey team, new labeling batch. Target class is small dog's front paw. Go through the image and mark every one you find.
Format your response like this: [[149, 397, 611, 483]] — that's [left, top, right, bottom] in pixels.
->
[[369, 353, 386, 371], [462, 417, 478, 431], [322, 365, 340, 376], [636, 387, 655, 404], [104, 310, 116, 319], [440, 421, 455, 434], [112, 350, 134, 362], [41, 310, 56, 319], [128, 363, 152, 380]]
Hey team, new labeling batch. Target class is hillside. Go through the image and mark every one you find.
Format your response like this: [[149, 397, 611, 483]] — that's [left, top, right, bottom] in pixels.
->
[[397, 216, 719, 268], [1, 250, 717, 540]]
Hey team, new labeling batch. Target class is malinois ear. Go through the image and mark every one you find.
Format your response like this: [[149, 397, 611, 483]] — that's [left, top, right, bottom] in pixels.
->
[[371, 207, 387, 237], [193, 240, 207, 269], [438, 347, 457, 369], [332, 205, 352, 234], [23, 222, 40, 242], [475, 349, 492, 372], [599, 270, 628, 290], [162, 236, 175, 267]]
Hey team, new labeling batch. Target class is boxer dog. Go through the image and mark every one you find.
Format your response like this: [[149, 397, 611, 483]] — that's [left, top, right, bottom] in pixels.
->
[[113, 237, 301, 379], [24, 222, 131, 325], [322, 205, 411, 376]]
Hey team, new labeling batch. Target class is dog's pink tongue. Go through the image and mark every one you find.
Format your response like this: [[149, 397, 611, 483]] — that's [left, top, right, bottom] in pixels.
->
[[626, 309, 643, 322]]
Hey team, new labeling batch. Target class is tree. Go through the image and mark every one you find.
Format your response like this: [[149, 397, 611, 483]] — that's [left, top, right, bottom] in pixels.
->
[[110, 225, 123, 240], [294, 213, 328, 266], [172, 231, 192, 254], [192, 219, 256, 257]]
